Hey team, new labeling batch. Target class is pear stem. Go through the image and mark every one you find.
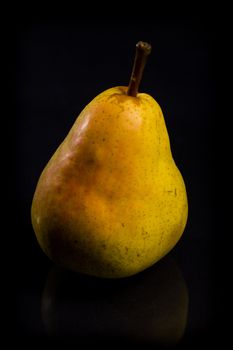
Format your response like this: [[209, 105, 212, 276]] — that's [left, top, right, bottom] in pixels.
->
[[127, 41, 152, 97]]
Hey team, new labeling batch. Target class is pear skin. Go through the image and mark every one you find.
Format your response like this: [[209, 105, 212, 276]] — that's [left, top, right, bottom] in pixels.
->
[[31, 84, 188, 278]]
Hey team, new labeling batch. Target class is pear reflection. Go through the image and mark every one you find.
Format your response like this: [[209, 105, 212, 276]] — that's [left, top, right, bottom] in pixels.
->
[[41, 256, 189, 346]]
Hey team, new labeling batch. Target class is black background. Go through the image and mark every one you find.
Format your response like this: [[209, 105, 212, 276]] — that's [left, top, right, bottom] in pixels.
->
[[10, 7, 226, 348]]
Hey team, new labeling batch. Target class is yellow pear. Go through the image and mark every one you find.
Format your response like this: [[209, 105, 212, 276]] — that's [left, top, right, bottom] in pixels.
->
[[31, 42, 188, 278]]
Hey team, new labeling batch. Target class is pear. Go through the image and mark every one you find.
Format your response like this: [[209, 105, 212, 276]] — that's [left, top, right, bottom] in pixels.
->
[[31, 41, 188, 278]]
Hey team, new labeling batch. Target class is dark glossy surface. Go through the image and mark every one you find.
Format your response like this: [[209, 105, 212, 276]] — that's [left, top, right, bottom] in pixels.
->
[[15, 232, 219, 347], [42, 256, 188, 345]]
